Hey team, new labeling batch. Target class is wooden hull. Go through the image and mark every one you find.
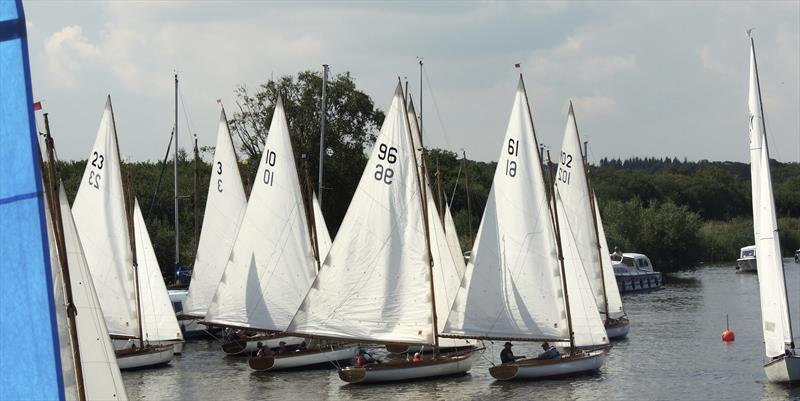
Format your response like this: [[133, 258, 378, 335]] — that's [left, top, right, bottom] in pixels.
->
[[764, 355, 800, 383], [116, 346, 173, 370], [605, 319, 630, 340], [489, 349, 606, 380], [114, 338, 184, 355], [615, 272, 662, 293], [736, 257, 757, 273], [338, 351, 477, 384], [222, 335, 305, 355], [249, 345, 359, 371], [384, 343, 477, 354]]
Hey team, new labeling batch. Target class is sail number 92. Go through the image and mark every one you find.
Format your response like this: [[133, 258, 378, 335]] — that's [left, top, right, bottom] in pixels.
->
[[374, 143, 397, 185]]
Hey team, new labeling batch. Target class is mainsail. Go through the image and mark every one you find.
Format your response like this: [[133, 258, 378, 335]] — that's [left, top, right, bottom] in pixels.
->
[[748, 36, 794, 359], [443, 78, 568, 341], [72, 97, 139, 339], [204, 99, 318, 332], [53, 185, 128, 400], [288, 83, 435, 344], [133, 199, 184, 343], [183, 109, 247, 318]]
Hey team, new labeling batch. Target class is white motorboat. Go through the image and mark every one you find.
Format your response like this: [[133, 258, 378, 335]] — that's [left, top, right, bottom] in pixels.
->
[[338, 352, 478, 384], [736, 245, 757, 273], [116, 345, 173, 370], [489, 349, 606, 380], [746, 32, 799, 383], [248, 344, 358, 371], [613, 253, 663, 292]]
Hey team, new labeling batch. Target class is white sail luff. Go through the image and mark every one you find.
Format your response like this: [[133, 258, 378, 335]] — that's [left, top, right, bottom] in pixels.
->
[[72, 98, 139, 339], [311, 194, 332, 262], [443, 79, 568, 341], [288, 84, 435, 345], [204, 100, 318, 332], [183, 110, 247, 318], [594, 194, 624, 318], [444, 202, 467, 277], [748, 37, 793, 359], [53, 185, 128, 400], [133, 200, 184, 343]]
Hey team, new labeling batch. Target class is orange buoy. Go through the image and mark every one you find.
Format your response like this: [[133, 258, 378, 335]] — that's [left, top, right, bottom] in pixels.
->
[[722, 314, 735, 342]]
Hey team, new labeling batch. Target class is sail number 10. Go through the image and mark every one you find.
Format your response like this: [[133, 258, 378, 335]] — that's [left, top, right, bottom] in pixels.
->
[[374, 143, 397, 185], [263, 149, 277, 186]]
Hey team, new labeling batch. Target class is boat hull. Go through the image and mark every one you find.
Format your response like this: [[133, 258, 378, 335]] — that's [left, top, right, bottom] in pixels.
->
[[615, 272, 662, 293], [116, 346, 173, 370], [605, 319, 630, 339], [489, 349, 606, 380], [114, 338, 184, 355], [222, 335, 305, 355], [385, 343, 477, 354], [736, 257, 757, 273], [249, 345, 359, 371], [338, 351, 477, 384], [764, 355, 800, 383]]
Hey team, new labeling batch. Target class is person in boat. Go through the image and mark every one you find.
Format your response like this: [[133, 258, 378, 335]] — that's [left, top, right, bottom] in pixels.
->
[[355, 349, 381, 366], [297, 341, 307, 352], [256, 342, 273, 358], [536, 342, 560, 360], [277, 341, 287, 354], [500, 342, 525, 363], [612, 246, 623, 261], [412, 352, 423, 363]]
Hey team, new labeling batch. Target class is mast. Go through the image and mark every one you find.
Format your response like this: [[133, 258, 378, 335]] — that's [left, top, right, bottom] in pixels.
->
[[174, 73, 180, 279], [462, 150, 472, 245], [750, 34, 795, 346], [193, 135, 200, 251], [418, 59, 423, 142], [582, 138, 610, 322], [303, 155, 321, 271], [318, 64, 329, 207], [435, 159, 444, 223], [42, 114, 86, 401], [402, 79, 439, 353], [547, 150, 576, 355]]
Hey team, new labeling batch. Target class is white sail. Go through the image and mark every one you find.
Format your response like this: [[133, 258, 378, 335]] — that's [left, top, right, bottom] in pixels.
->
[[748, 37, 793, 359], [443, 79, 568, 341], [594, 193, 624, 318], [288, 83, 435, 344], [132, 199, 184, 343], [311, 194, 332, 262], [444, 202, 467, 276], [182, 109, 247, 318], [72, 97, 139, 339], [553, 104, 608, 318], [205, 99, 318, 332]]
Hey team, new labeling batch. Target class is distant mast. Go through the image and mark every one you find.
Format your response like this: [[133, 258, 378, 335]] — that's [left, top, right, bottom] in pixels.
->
[[318, 64, 329, 207], [174, 73, 180, 279]]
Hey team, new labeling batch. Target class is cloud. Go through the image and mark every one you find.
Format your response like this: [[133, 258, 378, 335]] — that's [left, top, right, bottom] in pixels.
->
[[43, 25, 101, 87], [571, 95, 618, 116]]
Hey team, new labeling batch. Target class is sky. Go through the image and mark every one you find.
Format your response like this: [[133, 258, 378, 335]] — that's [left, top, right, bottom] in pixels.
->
[[23, 1, 800, 164]]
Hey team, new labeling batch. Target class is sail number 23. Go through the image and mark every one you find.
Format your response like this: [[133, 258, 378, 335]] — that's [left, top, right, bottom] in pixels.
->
[[88, 151, 104, 190], [374, 143, 397, 185]]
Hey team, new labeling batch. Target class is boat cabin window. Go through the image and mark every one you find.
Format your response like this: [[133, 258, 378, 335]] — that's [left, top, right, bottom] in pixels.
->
[[741, 249, 755, 258], [636, 258, 650, 268], [172, 302, 183, 313], [621, 257, 635, 267]]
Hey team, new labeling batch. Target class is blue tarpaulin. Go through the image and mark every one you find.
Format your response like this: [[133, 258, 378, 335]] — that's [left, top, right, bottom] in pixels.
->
[[0, 0, 65, 399]]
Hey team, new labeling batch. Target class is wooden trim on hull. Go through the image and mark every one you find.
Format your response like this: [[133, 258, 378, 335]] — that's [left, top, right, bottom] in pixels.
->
[[116, 346, 174, 370], [489, 349, 606, 381], [764, 355, 800, 383], [338, 351, 477, 384], [384, 344, 477, 354]]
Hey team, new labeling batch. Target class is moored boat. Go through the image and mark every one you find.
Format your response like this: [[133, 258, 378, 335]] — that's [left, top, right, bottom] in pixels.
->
[[736, 245, 757, 273], [249, 344, 358, 371], [613, 253, 663, 292], [489, 349, 605, 380], [338, 351, 478, 384], [115, 345, 174, 370]]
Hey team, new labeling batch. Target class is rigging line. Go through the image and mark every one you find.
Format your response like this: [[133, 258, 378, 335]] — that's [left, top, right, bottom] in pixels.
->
[[422, 67, 454, 152], [178, 83, 196, 145], [449, 163, 462, 206]]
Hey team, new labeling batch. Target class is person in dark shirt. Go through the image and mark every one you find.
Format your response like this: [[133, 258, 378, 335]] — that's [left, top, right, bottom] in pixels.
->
[[536, 342, 560, 360], [500, 342, 525, 363]]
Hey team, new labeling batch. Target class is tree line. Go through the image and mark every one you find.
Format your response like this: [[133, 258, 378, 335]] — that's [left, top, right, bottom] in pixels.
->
[[55, 70, 799, 278]]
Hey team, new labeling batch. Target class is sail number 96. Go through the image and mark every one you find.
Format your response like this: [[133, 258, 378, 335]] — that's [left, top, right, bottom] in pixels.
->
[[374, 143, 397, 185], [263, 149, 277, 186]]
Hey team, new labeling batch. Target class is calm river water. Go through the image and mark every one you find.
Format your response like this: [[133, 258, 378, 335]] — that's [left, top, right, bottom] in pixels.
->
[[123, 262, 800, 400]]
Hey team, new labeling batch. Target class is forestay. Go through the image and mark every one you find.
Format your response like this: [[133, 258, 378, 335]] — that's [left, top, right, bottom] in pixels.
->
[[748, 37, 793, 359], [594, 193, 624, 318], [311, 194, 332, 261], [54, 185, 128, 401], [444, 202, 467, 277], [288, 84, 435, 345], [182, 109, 247, 318], [554, 104, 608, 318], [205, 99, 318, 332], [133, 199, 184, 343], [72, 98, 139, 339], [443, 79, 567, 342]]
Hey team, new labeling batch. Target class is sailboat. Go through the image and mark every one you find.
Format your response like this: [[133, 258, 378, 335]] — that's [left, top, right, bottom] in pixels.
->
[[180, 108, 248, 338], [747, 32, 799, 383], [287, 82, 478, 384], [203, 99, 352, 366], [39, 114, 129, 401], [72, 98, 175, 370], [442, 76, 608, 380], [553, 103, 628, 340]]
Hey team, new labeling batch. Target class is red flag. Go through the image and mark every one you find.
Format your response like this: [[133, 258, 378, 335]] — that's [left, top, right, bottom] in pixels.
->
[[514, 63, 521, 69], [33, 101, 42, 111]]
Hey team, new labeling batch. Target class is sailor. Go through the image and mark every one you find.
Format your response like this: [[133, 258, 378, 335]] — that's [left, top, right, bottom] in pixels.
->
[[412, 352, 423, 363], [536, 342, 560, 360], [612, 246, 623, 261], [500, 342, 525, 363], [256, 342, 273, 358]]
